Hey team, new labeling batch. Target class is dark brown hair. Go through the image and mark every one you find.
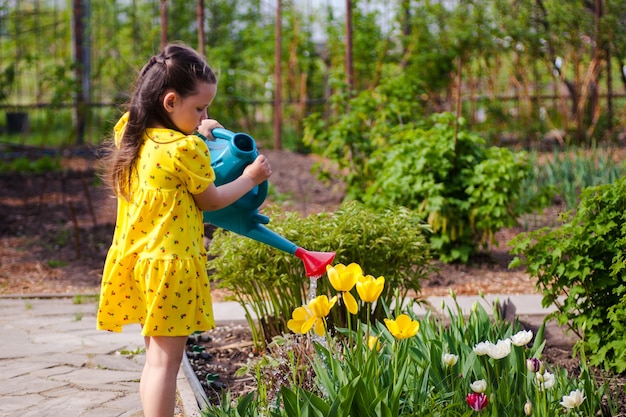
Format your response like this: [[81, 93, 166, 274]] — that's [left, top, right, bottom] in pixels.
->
[[102, 42, 216, 200]]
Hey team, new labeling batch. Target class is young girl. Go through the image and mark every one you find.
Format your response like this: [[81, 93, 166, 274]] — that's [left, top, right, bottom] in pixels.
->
[[97, 42, 271, 417]]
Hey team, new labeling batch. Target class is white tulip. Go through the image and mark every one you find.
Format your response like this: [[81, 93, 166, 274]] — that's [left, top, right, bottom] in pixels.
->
[[510, 330, 533, 346], [487, 339, 511, 359], [473, 341, 493, 356], [543, 372, 556, 389], [560, 389, 585, 409], [470, 379, 487, 393], [442, 353, 458, 367]]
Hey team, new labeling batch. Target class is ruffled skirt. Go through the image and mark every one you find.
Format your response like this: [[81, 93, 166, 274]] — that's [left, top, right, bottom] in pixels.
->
[[97, 251, 214, 336]]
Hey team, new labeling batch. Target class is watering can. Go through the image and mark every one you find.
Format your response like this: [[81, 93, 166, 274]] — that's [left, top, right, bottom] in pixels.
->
[[198, 128, 335, 277]]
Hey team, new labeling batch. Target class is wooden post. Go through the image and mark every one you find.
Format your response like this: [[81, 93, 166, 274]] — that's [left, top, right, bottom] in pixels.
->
[[197, 0, 205, 55], [71, 0, 90, 145], [602, 0, 613, 132], [160, 0, 167, 50], [454, 56, 462, 150], [273, 0, 282, 150], [345, 0, 354, 93]]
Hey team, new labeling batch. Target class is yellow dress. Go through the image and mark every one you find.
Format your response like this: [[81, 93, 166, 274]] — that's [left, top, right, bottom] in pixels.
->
[[97, 114, 216, 336]]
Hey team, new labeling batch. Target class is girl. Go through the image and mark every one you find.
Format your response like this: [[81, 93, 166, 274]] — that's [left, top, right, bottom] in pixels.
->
[[97, 42, 271, 417]]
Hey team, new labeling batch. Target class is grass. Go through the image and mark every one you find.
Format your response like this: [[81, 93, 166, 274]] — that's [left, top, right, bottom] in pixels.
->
[[118, 347, 146, 356], [72, 294, 99, 305], [47, 259, 68, 268]]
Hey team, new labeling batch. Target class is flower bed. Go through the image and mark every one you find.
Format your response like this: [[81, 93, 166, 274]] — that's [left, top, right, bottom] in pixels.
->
[[189, 263, 625, 416]]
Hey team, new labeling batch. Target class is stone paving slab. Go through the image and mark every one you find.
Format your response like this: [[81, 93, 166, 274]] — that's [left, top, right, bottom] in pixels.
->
[[0, 298, 150, 417]]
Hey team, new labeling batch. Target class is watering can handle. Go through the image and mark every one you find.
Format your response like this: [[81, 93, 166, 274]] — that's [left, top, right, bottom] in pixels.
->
[[207, 128, 269, 210]]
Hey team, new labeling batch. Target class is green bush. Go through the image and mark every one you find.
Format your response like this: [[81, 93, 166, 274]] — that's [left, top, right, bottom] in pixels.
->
[[207, 201, 433, 347], [363, 113, 531, 263], [509, 176, 626, 373], [304, 79, 532, 263], [302, 73, 426, 200]]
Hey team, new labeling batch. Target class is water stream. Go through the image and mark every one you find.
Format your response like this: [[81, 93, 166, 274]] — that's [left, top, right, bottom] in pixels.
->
[[308, 275, 320, 301]]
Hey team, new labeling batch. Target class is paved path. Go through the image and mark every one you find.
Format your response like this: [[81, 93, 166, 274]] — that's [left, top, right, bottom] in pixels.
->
[[0, 294, 564, 417], [0, 297, 201, 417]]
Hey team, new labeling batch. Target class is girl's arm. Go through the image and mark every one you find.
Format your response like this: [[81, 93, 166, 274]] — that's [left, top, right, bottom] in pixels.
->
[[192, 154, 271, 212]]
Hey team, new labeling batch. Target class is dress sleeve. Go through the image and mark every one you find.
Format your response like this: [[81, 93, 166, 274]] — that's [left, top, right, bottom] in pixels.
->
[[173, 135, 216, 194]]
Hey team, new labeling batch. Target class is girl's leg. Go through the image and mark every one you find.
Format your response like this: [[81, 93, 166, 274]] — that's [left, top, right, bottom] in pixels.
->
[[140, 335, 187, 417]]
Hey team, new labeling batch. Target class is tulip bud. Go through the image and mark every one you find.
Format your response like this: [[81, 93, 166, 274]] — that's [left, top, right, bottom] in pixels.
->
[[368, 336, 381, 352], [449, 288, 456, 299], [524, 401, 532, 415], [526, 358, 541, 373]]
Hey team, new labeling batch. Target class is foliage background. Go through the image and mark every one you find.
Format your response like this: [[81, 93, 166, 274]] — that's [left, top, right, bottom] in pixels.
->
[[0, 0, 624, 148]]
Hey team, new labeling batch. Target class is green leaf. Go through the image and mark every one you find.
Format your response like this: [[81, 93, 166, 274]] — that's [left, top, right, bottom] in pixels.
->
[[328, 377, 360, 417]]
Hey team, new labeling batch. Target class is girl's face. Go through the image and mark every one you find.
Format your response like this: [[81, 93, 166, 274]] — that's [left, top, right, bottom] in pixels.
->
[[166, 81, 217, 135]]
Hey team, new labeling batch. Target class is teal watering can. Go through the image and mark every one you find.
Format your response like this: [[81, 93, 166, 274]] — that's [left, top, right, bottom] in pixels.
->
[[199, 128, 335, 277]]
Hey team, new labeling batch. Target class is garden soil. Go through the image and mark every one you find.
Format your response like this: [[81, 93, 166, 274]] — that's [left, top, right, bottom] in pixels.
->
[[0, 145, 624, 412], [0, 147, 537, 298]]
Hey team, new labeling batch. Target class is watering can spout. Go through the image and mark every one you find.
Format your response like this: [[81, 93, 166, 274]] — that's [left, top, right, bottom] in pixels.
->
[[295, 248, 336, 277], [201, 128, 335, 277]]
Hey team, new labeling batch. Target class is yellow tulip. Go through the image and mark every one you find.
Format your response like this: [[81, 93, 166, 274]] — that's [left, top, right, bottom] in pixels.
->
[[287, 306, 313, 334], [308, 295, 338, 336], [368, 335, 382, 351], [287, 295, 337, 336], [327, 263, 361, 315], [356, 274, 385, 303], [384, 314, 420, 339], [327, 263, 362, 291], [308, 294, 337, 317]]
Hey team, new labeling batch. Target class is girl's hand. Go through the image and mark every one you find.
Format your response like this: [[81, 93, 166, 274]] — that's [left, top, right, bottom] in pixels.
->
[[197, 119, 223, 140], [242, 155, 272, 185], [192, 154, 272, 211]]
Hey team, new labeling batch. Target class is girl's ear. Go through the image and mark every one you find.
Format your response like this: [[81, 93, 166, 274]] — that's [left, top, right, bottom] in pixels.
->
[[163, 91, 177, 113]]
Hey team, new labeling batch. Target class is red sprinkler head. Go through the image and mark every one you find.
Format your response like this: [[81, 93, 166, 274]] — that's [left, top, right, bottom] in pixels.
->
[[294, 248, 336, 277]]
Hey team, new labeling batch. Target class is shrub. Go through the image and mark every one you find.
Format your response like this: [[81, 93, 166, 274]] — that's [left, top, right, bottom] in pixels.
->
[[207, 201, 433, 348], [305, 90, 532, 263], [302, 73, 426, 199], [363, 113, 531, 263], [509, 176, 626, 373]]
